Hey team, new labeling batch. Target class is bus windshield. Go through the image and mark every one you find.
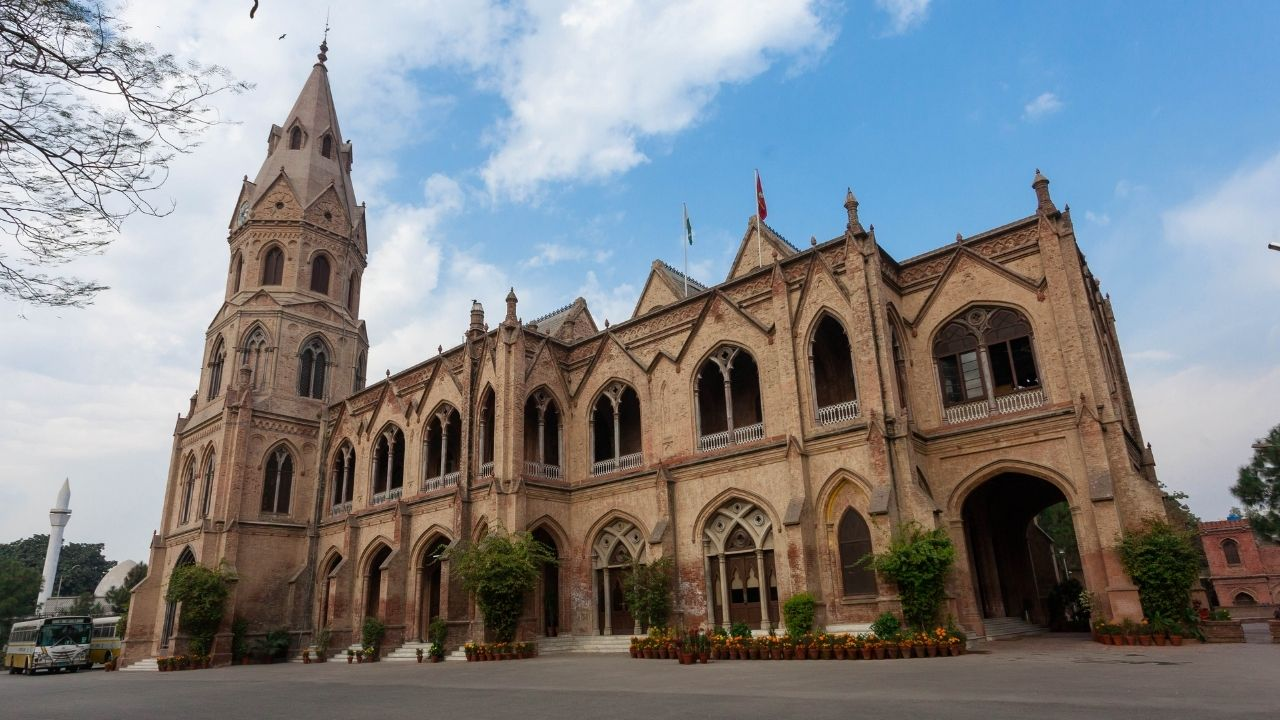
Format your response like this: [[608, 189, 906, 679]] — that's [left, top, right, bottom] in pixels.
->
[[38, 622, 91, 646]]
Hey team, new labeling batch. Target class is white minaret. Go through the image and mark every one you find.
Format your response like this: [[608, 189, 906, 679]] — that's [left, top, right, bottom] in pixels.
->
[[36, 479, 72, 613]]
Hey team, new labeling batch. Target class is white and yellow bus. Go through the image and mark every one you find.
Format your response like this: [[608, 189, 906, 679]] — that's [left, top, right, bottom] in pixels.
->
[[89, 616, 122, 667], [4, 616, 92, 675]]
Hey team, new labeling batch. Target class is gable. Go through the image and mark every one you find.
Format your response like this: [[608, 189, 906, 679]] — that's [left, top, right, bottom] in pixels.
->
[[726, 220, 797, 281]]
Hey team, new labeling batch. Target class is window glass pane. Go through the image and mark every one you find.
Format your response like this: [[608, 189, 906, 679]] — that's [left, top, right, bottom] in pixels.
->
[[938, 355, 963, 404], [960, 350, 984, 400], [1010, 336, 1040, 388], [989, 341, 1015, 394]]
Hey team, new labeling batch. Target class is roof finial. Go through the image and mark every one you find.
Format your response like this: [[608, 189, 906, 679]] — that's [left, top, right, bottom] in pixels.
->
[[317, 9, 330, 64]]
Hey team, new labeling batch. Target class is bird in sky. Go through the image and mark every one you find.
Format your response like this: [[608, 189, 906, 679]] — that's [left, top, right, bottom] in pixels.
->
[[279, 33, 287, 39]]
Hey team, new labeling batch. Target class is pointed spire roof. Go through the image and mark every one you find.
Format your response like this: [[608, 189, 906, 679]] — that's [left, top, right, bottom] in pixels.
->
[[249, 42, 358, 221]]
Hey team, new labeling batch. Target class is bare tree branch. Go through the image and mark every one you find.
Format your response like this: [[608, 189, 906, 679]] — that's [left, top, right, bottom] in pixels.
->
[[0, 0, 250, 306]]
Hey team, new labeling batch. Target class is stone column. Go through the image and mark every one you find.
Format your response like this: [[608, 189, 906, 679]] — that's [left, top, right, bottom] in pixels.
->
[[717, 553, 731, 630], [702, 542, 715, 628], [755, 549, 772, 632], [602, 567, 613, 636]]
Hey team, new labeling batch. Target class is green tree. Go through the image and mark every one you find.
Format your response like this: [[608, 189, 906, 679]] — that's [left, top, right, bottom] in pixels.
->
[[863, 522, 956, 630], [621, 557, 674, 631], [165, 563, 233, 657], [0, 534, 114, 597], [0, 0, 248, 306], [1118, 518, 1200, 625], [444, 528, 557, 643], [0, 558, 41, 640], [1231, 423, 1280, 542], [104, 562, 147, 614]]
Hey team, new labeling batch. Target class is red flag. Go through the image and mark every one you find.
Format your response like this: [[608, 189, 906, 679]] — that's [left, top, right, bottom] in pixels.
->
[[755, 170, 768, 221]]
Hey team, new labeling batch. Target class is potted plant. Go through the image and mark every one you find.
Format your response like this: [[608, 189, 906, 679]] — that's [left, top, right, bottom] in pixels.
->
[[347, 649, 355, 664], [1201, 608, 1245, 643], [315, 627, 331, 663], [302, 649, 311, 664], [428, 617, 449, 662]]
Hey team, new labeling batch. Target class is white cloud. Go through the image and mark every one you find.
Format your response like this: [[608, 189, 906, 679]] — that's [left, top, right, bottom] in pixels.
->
[[480, 1, 835, 199], [1023, 92, 1064, 121], [577, 270, 639, 328], [1084, 210, 1110, 226], [522, 243, 612, 268], [875, 0, 932, 35], [1125, 349, 1175, 363]]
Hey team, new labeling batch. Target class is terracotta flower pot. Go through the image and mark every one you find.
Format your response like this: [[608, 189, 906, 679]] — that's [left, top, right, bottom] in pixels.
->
[[1170, 635, 1183, 646], [1138, 635, 1152, 646], [1153, 634, 1167, 646]]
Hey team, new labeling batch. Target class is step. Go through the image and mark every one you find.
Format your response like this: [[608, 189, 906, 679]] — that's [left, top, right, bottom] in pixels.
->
[[982, 617, 1046, 639], [119, 658, 158, 672]]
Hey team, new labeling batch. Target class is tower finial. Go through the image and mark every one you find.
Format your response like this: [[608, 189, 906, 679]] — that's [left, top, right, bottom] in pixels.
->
[[318, 10, 330, 64]]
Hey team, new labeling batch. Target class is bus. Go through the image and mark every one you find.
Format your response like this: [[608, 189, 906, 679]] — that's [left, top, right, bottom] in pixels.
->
[[89, 616, 122, 667], [4, 616, 92, 675]]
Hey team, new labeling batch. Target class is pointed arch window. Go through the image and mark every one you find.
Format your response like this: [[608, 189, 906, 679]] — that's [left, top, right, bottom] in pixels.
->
[[890, 321, 909, 415], [477, 389, 495, 477], [524, 390, 562, 479], [200, 453, 215, 518], [372, 426, 406, 503], [262, 447, 293, 514], [331, 442, 355, 514], [934, 306, 1044, 422], [297, 337, 328, 399], [353, 351, 366, 393], [837, 509, 876, 597], [310, 254, 331, 295], [809, 315, 859, 425], [262, 247, 285, 286], [320, 133, 333, 159], [695, 346, 764, 451], [424, 407, 462, 490], [1233, 592, 1257, 606], [241, 327, 269, 389], [590, 382, 643, 475], [232, 253, 243, 293], [1222, 538, 1242, 566], [346, 272, 359, 314], [179, 458, 196, 525], [289, 126, 303, 150], [207, 338, 226, 400]]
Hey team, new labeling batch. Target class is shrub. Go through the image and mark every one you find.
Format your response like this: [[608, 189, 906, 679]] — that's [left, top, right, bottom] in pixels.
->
[[444, 527, 557, 642], [428, 617, 448, 659], [729, 621, 752, 639], [622, 557, 675, 631], [863, 522, 955, 629], [1118, 518, 1200, 626], [782, 593, 817, 637], [314, 626, 331, 655], [165, 563, 233, 657], [265, 628, 291, 659], [230, 617, 249, 662], [361, 616, 386, 652], [870, 611, 901, 639]]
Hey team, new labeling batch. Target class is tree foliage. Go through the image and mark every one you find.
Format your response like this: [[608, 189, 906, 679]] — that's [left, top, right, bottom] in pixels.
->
[[1231, 423, 1280, 542], [165, 563, 232, 656], [0, 533, 114, 597], [104, 561, 147, 613], [0, 557, 41, 641], [1118, 518, 1200, 625], [782, 592, 816, 637], [0, 0, 248, 306], [444, 528, 556, 643], [863, 522, 956, 629], [621, 557, 673, 631]]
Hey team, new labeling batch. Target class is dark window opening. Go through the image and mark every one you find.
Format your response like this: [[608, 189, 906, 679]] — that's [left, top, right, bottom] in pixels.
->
[[372, 427, 406, 493], [479, 389, 495, 465], [321, 133, 333, 158], [424, 408, 462, 480], [811, 315, 857, 408], [591, 383, 641, 463], [331, 443, 355, 507], [837, 509, 876, 596], [1222, 539, 1242, 566], [232, 254, 243, 293], [524, 391, 562, 467], [297, 338, 328, 399], [207, 338, 226, 400], [310, 255, 331, 295], [261, 448, 293, 514], [201, 455, 215, 518], [262, 247, 284, 286], [289, 126, 303, 150]]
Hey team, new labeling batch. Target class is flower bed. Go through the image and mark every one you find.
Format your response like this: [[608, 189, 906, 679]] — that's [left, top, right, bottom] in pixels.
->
[[628, 627, 967, 662], [157, 654, 213, 671], [463, 641, 538, 661], [1091, 618, 1192, 646]]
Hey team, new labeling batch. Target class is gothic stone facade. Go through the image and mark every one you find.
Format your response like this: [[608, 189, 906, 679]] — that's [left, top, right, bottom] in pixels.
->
[[123, 53, 1168, 663]]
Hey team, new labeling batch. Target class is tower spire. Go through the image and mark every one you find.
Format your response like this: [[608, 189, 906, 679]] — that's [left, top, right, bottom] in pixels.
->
[[318, 10, 330, 65]]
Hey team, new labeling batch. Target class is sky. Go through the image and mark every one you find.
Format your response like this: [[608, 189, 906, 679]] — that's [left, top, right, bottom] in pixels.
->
[[1, 0, 1278, 565]]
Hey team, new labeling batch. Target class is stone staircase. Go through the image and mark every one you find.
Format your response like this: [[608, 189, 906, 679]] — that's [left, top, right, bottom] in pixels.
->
[[119, 657, 158, 672], [384, 641, 439, 662], [536, 634, 634, 654], [981, 616, 1046, 640], [330, 643, 364, 662]]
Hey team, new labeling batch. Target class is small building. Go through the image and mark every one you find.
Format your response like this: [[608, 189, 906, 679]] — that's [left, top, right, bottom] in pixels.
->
[[1200, 518, 1280, 617]]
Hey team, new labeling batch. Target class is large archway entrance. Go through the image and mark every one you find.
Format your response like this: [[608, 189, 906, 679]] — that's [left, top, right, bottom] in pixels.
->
[[416, 539, 448, 641], [703, 499, 777, 631], [593, 519, 645, 635], [160, 547, 196, 649], [364, 545, 392, 621], [961, 472, 1079, 626], [319, 553, 343, 628], [532, 528, 560, 636]]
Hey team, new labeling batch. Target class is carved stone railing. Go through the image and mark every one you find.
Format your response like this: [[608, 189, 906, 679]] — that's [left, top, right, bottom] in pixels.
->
[[330, 501, 352, 516], [423, 471, 461, 492], [816, 399, 860, 426], [943, 388, 1047, 424], [524, 461, 563, 480], [479, 461, 494, 478], [697, 422, 765, 452], [591, 452, 644, 477], [370, 487, 403, 506]]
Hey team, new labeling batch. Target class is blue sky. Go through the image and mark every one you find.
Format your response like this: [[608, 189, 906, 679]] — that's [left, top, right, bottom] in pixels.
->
[[2, 1, 1278, 564]]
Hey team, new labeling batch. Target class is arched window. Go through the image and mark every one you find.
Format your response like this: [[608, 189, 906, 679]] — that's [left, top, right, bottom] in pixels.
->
[[207, 338, 226, 400], [477, 389, 495, 477], [524, 390, 562, 479], [320, 133, 333, 159], [809, 315, 859, 424], [372, 426, 406, 502], [346, 272, 359, 314], [590, 382, 643, 475], [837, 509, 876, 596], [353, 351, 367, 393], [200, 453, 215, 518], [933, 306, 1043, 421], [261, 247, 285, 286], [890, 321, 910, 415], [330, 442, 355, 513], [702, 499, 779, 631], [695, 346, 763, 451], [289, 126, 303, 150], [297, 337, 328, 399], [179, 457, 196, 525], [232, 253, 243, 293], [424, 407, 462, 490], [261, 447, 293, 514], [1233, 592, 1257, 606], [310, 254, 331, 295], [1222, 538, 1242, 566], [241, 327, 269, 389]]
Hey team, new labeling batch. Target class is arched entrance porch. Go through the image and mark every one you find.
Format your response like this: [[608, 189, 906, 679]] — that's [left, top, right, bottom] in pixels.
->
[[703, 499, 778, 631], [364, 545, 392, 621], [592, 518, 646, 635], [531, 528, 561, 636], [961, 472, 1080, 627], [415, 539, 448, 641]]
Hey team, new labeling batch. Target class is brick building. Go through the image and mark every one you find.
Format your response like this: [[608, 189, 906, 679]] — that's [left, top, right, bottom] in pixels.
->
[[1200, 519, 1280, 617], [123, 49, 1169, 663]]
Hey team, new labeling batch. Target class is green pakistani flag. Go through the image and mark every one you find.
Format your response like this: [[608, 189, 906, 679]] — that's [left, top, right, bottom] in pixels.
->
[[684, 203, 694, 245]]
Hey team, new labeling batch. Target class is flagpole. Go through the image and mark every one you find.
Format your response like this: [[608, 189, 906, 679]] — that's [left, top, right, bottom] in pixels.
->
[[755, 169, 762, 267], [682, 203, 690, 297]]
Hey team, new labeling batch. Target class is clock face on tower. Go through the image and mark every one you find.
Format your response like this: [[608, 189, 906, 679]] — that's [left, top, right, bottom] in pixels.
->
[[237, 201, 250, 228]]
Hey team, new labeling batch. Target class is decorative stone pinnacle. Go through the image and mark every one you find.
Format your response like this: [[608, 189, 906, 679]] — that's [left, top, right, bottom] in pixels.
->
[[318, 39, 328, 64], [844, 187, 865, 235]]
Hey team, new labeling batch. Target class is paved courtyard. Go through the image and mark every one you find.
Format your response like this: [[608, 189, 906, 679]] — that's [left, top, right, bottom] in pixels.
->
[[6, 635, 1278, 719]]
